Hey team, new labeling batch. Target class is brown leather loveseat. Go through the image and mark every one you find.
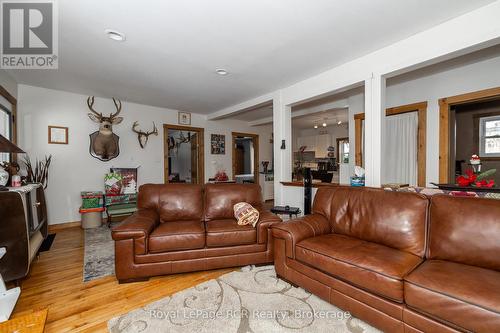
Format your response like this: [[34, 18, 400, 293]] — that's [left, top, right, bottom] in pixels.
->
[[272, 186, 500, 333], [112, 183, 281, 282]]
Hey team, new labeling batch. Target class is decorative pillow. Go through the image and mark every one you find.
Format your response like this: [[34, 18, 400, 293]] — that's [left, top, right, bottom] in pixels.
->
[[233, 202, 260, 227]]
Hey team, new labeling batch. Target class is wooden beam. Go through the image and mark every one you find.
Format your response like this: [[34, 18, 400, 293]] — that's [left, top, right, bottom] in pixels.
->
[[417, 108, 427, 187], [354, 113, 365, 120], [386, 101, 428, 116], [354, 118, 363, 167], [441, 87, 500, 105], [438, 99, 450, 183]]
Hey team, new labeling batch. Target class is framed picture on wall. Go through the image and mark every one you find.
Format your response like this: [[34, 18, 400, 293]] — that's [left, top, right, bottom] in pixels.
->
[[211, 134, 225, 154], [178, 112, 191, 125], [48, 126, 68, 144], [110, 167, 138, 194]]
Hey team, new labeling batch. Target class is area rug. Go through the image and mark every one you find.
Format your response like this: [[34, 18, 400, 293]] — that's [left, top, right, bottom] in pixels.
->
[[83, 226, 115, 282], [107, 265, 380, 333]]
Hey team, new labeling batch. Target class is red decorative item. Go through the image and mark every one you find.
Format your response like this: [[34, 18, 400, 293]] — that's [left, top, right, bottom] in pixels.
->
[[214, 171, 228, 181], [456, 167, 496, 188], [475, 180, 495, 188], [456, 169, 477, 187]]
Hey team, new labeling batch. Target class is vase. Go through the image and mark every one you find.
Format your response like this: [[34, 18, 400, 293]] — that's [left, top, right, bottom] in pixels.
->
[[0, 168, 9, 186]]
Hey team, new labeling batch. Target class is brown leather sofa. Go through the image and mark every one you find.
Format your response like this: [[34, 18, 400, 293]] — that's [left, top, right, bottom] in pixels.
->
[[112, 183, 281, 282], [272, 186, 500, 333]]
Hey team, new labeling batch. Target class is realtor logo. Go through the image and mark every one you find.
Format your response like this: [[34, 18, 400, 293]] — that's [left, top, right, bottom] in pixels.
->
[[1, 0, 58, 69]]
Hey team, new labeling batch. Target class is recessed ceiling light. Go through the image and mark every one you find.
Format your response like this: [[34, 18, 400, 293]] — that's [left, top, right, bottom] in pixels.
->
[[313, 125, 318, 129], [337, 120, 342, 125], [105, 29, 126, 42], [215, 69, 229, 76], [322, 122, 327, 127]]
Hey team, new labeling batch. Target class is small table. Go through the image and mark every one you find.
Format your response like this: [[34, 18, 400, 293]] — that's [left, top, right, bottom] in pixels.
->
[[104, 193, 138, 227], [271, 206, 301, 219]]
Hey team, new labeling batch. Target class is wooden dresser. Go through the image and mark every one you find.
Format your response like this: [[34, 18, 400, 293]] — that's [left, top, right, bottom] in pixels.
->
[[0, 184, 48, 282]]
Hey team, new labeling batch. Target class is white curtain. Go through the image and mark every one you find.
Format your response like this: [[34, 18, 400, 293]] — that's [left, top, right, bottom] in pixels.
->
[[383, 112, 418, 185]]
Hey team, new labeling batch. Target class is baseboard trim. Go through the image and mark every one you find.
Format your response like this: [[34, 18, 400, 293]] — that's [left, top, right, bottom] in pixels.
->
[[48, 221, 81, 233]]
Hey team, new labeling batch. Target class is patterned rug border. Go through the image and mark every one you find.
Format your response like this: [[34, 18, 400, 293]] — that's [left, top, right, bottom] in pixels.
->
[[83, 226, 115, 282], [107, 265, 380, 333]]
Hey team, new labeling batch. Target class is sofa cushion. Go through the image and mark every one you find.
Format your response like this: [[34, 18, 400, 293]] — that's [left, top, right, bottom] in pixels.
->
[[148, 220, 205, 253], [206, 219, 256, 247], [405, 260, 500, 332], [296, 234, 422, 302], [312, 187, 428, 257], [204, 184, 263, 221], [428, 195, 500, 270], [138, 184, 203, 222]]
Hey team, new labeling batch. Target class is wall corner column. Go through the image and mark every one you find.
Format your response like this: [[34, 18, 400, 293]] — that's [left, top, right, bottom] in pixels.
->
[[273, 91, 292, 205], [364, 74, 386, 187]]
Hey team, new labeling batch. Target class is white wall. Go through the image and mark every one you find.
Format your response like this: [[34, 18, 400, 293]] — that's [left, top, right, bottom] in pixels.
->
[[339, 49, 500, 185], [17, 85, 273, 224], [0, 70, 17, 99], [281, 49, 500, 207], [386, 49, 500, 185]]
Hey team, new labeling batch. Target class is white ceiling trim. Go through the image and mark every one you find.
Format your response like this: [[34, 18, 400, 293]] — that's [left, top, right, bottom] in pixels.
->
[[248, 98, 348, 126], [207, 92, 275, 120]]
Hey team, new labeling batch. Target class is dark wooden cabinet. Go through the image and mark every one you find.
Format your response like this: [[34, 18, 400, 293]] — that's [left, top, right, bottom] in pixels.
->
[[0, 184, 48, 282]]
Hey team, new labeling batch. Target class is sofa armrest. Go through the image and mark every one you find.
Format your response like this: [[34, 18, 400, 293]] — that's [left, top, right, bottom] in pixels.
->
[[112, 209, 159, 241], [271, 214, 330, 258], [256, 210, 283, 244]]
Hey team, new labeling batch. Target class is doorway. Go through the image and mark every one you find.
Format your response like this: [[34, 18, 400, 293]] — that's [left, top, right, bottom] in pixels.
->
[[232, 132, 259, 184], [439, 91, 500, 184], [336, 137, 349, 164], [354, 101, 427, 186], [163, 124, 204, 184], [439, 87, 500, 183]]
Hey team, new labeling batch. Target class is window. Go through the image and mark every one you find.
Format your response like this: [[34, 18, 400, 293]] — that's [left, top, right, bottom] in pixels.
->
[[479, 115, 500, 158]]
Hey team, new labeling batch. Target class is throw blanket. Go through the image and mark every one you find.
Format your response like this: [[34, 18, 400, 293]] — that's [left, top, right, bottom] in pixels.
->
[[233, 202, 259, 227]]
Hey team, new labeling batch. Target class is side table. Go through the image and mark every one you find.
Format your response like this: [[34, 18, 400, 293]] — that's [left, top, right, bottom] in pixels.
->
[[271, 206, 301, 219]]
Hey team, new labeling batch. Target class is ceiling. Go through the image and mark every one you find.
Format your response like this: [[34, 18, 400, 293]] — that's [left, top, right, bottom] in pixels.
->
[[292, 108, 349, 130], [7, 0, 495, 114]]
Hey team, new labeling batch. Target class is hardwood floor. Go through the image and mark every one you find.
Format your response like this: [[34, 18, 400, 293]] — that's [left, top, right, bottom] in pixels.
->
[[11, 226, 236, 332]]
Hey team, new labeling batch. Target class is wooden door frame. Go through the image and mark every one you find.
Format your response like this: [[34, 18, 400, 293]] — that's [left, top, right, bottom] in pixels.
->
[[0, 85, 17, 162], [439, 86, 500, 182], [354, 101, 427, 186], [231, 132, 259, 184], [163, 124, 205, 184], [336, 137, 349, 164]]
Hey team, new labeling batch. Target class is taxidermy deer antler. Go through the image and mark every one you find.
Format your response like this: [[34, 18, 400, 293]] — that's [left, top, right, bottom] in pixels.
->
[[132, 121, 158, 148], [86, 96, 123, 161]]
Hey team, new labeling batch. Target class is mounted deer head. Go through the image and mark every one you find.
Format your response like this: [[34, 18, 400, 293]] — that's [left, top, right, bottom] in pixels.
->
[[87, 96, 123, 134], [132, 121, 158, 148], [86, 96, 123, 161]]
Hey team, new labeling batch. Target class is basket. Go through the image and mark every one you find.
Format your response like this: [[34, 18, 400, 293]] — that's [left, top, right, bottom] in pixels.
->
[[81, 191, 103, 209]]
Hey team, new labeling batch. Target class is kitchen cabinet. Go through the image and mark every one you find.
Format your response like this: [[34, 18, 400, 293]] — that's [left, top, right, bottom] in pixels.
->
[[296, 134, 332, 158], [259, 174, 274, 201], [315, 134, 332, 158]]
